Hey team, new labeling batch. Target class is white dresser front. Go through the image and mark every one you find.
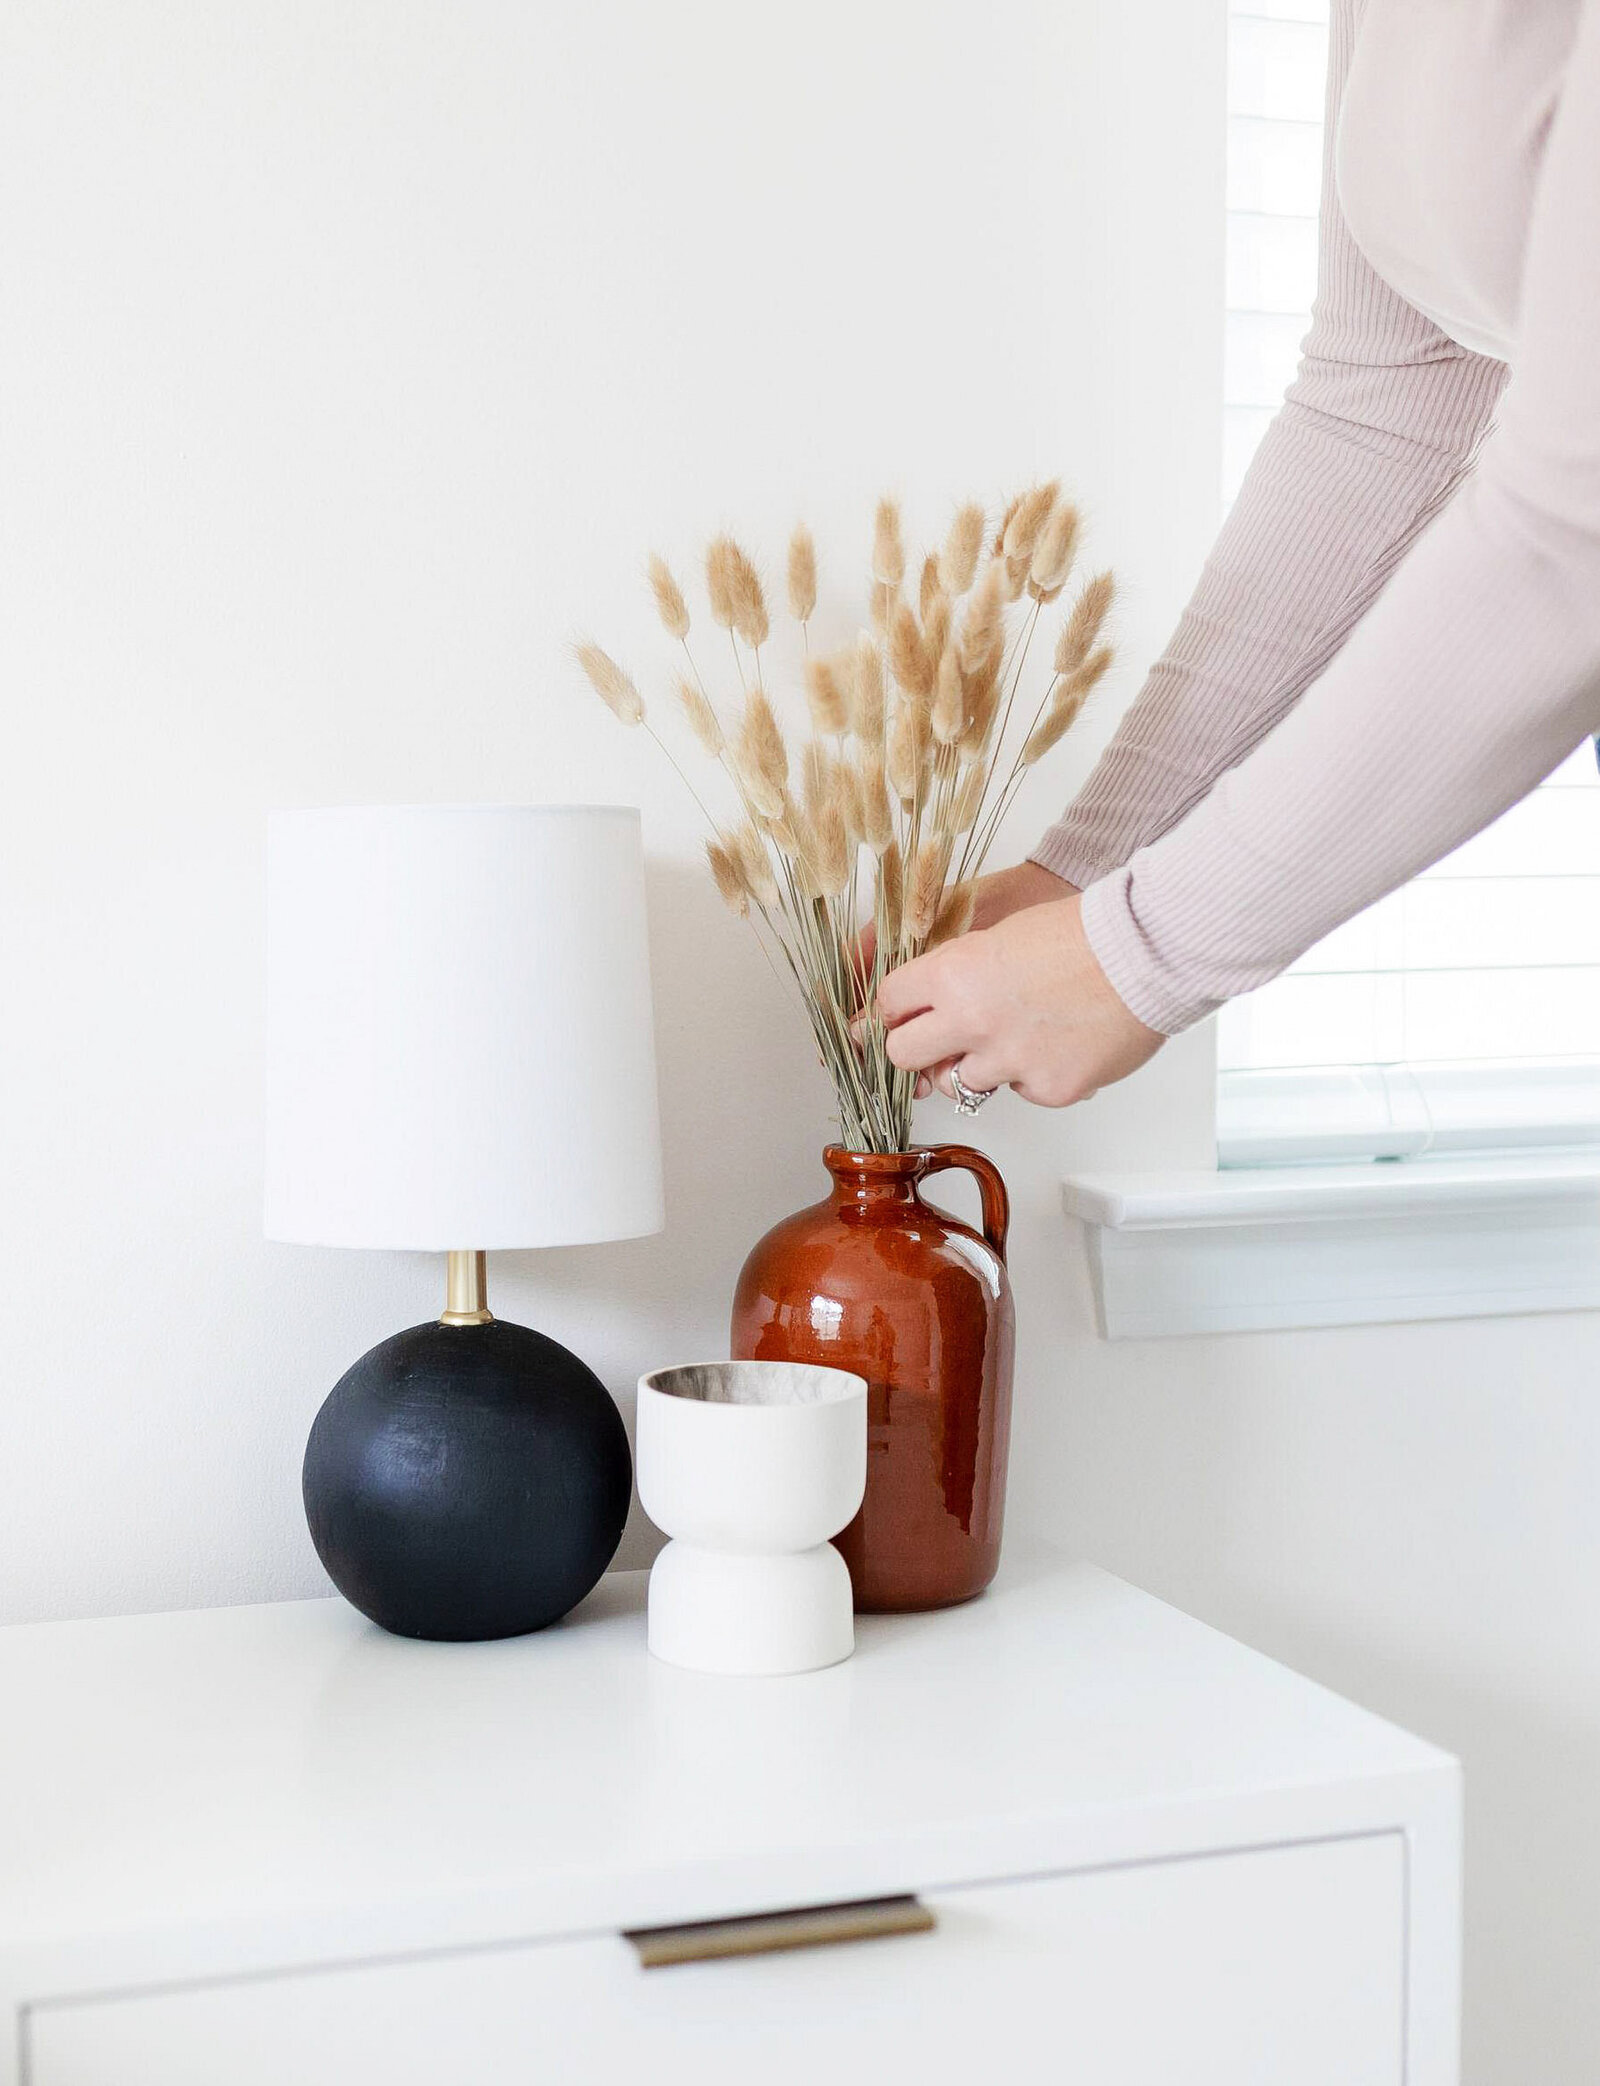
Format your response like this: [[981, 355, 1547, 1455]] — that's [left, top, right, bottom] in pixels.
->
[[0, 1550, 1456, 2086]]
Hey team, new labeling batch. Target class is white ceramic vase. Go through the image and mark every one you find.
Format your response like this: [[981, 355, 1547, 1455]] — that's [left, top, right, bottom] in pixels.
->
[[636, 1360, 868, 1676]]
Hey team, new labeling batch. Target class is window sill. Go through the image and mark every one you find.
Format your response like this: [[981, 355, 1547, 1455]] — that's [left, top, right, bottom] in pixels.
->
[[1062, 1153, 1600, 1338]]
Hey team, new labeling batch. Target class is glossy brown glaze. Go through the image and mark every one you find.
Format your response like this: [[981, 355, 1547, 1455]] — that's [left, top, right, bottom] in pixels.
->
[[730, 1145, 1015, 1613]]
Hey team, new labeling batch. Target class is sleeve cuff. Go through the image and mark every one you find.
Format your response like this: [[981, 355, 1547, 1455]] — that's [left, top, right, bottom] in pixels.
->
[[1027, 820, 1114, 892], [1079, 871, 1221, 1038]]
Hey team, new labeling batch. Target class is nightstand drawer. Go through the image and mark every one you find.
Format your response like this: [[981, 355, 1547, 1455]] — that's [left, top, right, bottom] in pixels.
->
[[30, 1833, 1403, 2086]]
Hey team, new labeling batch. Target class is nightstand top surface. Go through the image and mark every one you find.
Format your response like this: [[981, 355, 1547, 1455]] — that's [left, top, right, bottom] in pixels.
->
[[0, 1545, 1452, 1992]]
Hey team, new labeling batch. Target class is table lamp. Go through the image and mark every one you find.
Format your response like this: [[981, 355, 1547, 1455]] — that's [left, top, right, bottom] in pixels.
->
[[265, 804, 664, 1642]]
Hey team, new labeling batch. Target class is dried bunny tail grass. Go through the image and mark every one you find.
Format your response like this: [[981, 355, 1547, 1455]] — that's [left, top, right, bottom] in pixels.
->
[[705, 837, 749, 915], [1058, 641, 1115, 709], [727, 540, 769, 649], [857, 752, 895, 851], [1054, 570, 1116, 675], [675, 673, 723, 755], [574, 641, 644, 726], [906, 838, 946, 941], [804, 655, 850, 736], [733, 823, 780, 907], [813, 800, 853, 897], [869, 577, 898, 634], [1002, 481, 1060, 565], [647, 554, 690, 640], [919, 553, 943, 623], [1024, 645, 1115, 766], [802, 738, 833, 819], [787, 525, 817, 622], [945, 761, 987, 834], [1021, 703, 1079, 767], [958, 656, 1002, 760], [872, 496, 906, 587], [880, 838, 905, 941], [733, 756, 784, 822], [889, 601, 935, 700], [958, 559, 1007, 673], [887, 701, 919, 803], [941, 503, 986, 595], [761, 789, 806, 859], [924, 591, 952, 664], [932, 644, 965, 746], [992, 495, 1023, 559], [887, 695, 932, 806], [706, 537, 738, 630], [831, 756, 865, 843], [1028, 502, 1081, 601], [738, 688, 789, 794], [851, 633, 886, 745], [928, 879, 975, 947]]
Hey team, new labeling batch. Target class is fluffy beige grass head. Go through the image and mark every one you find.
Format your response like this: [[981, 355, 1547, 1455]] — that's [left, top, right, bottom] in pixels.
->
[[932, 644, 965, 746], [1054, 571, 1116, 675], [675, 673, 723, 755], [733, 823, 779, 908], [857, 752, 895, 852], [1002, 481, 1060, 564], [575, 641, 644, 726], [1029, 502, 1080, 601], [940, 504, 986, 595], [647, 555, 690, 640], [946, 762, 986, 833], [906, 838, 946, 941], [727, 540, 769, 649], [705, 836, 748, 915], [928, 879, 975, 947], [889, 601, 935, 700], [872, 497, 906, 587], [787, 525, 817, 623], [804, 655, 850, 736], [851, 633, 886, 745], [958, 560, 1006, 674], [706, 537, 738, 630]]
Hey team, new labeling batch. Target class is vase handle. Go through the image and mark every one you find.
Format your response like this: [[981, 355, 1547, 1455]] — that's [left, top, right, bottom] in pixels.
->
[[920, 1145, 1010, 1264]]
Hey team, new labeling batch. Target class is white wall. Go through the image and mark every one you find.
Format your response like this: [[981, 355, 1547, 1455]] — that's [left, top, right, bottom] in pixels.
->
[[3, 5, 1594, 2083]]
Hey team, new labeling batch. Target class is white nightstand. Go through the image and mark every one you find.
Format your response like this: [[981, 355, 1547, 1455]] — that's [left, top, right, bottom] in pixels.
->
[[0, 1545, 1458, 2084]]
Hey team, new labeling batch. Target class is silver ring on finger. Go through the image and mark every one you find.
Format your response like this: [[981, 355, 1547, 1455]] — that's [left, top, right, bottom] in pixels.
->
[[950, 1061, 997, 1116]]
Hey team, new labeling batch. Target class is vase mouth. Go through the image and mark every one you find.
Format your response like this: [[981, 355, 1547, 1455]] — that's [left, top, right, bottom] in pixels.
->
[[823, 1143, 925, 1177]]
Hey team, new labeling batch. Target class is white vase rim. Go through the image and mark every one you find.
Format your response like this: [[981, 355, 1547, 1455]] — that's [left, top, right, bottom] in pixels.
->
[[639, 1360, 866, 1410]]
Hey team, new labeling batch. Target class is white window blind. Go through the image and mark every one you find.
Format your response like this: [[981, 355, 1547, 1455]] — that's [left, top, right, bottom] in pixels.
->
[[1216, 0, 1600, 1166]]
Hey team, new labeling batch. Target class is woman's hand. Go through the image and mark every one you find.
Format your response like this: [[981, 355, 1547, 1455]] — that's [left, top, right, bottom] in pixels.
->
[[875, 890, 1164, 1108]]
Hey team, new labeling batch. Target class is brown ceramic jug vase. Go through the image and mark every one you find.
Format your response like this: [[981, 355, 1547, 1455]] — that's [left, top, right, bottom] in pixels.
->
[[730, 1144, 1014, 1613]]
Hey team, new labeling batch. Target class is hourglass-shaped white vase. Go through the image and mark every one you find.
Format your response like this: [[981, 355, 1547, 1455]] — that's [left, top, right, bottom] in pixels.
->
[[636, 1361, 868, 1676]]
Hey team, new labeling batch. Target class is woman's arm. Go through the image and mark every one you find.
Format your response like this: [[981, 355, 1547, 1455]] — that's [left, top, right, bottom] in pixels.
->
[[1082, 0, 1600, 1035], [1030, 0, 1506, 894]]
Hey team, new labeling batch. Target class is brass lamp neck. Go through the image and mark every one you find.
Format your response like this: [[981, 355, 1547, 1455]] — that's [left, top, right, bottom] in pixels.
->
[[441, 1250, 493, 1326]]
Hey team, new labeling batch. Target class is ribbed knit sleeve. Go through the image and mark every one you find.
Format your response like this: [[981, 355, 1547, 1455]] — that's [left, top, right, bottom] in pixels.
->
[[1031, 0, 1511, 1022], [1055, 0, 1600, 1035]]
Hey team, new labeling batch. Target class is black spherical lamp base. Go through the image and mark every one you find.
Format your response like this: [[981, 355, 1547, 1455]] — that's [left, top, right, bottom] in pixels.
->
[[302, 1316, 632, 1642]]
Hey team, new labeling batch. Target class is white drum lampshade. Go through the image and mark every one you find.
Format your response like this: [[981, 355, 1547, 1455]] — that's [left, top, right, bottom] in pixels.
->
[[266, 804, 663, 1252], [264, 804, 664, 1647]]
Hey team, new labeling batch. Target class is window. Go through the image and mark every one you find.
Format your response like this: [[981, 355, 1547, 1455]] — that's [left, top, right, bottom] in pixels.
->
[[1216, 0, 1600, 1168]]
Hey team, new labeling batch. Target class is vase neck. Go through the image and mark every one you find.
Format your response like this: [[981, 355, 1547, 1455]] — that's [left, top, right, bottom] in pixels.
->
[[824, 1146, 925, 1208]]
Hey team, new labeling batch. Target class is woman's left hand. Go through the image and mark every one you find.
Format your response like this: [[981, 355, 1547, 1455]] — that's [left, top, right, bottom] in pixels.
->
[[875, 893, 1165, 1108]]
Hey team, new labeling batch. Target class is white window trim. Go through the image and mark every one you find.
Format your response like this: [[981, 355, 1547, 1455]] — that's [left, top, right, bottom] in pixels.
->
[[1062, 1152, 1600, 1339]]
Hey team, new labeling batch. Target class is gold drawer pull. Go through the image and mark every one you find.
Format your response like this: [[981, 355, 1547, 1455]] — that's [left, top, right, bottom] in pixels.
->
[[626, 1895, 936, 1969]]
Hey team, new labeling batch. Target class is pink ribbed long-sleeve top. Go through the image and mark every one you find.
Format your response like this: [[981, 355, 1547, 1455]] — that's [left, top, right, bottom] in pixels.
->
[[1031, 0, 1600, 1035]]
